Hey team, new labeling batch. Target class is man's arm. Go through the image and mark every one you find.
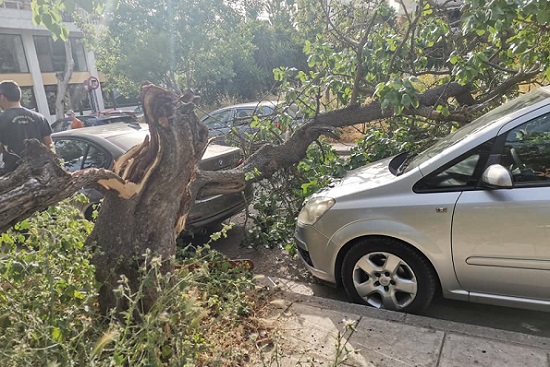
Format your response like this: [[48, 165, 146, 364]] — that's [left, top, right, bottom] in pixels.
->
[[42, 135, 53, 152]]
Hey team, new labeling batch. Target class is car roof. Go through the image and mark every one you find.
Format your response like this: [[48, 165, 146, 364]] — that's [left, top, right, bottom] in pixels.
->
[[229, 101, 278, 108], [209, 101, 279, 112], [52, 122, 241, 159], [52, 122, 146, 139]]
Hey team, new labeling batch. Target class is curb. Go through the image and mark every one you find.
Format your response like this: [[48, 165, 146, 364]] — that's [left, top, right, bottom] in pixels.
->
[[259, 276, 550, 352]]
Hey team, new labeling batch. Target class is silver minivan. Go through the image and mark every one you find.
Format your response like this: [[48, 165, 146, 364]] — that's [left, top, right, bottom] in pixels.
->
[[295, 87, 550, 313]]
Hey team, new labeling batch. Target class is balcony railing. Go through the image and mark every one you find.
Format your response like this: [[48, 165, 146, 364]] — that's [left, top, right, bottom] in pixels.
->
[[0, 0, 32, 10], [0, 0, 80, 22]]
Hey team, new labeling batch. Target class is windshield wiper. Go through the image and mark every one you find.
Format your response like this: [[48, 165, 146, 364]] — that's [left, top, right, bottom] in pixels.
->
[[397, 153, 417, 175]]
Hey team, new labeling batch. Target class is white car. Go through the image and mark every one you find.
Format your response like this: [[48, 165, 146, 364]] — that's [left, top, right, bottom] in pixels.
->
[[201, 101, 302, 144]]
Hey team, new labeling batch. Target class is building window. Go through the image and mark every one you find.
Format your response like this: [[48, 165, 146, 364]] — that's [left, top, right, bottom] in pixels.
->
[[0, 34, 29, 73], [33, 36, 88, 73], [44, 83, 91, 115]]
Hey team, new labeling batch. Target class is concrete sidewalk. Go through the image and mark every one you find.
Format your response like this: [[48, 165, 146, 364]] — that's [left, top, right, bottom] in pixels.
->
[[257, 277, 550, 367]]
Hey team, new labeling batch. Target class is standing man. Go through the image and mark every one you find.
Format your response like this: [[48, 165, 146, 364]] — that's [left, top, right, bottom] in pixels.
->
[[67, 109, 84, 129], [0, 80, 52, 173]]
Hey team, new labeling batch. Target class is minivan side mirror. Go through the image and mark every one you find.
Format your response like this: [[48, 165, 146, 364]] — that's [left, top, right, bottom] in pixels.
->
[[481, 164, 513, 188]]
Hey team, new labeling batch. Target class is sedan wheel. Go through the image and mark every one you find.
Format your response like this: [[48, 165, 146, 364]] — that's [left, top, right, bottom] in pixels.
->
[[341, 238, 436, 313]]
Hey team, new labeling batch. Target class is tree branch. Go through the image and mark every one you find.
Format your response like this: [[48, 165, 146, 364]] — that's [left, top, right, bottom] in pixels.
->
[[0, 140, 123, 233]]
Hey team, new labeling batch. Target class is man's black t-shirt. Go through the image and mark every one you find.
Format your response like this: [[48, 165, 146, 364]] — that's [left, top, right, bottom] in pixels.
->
[[0, 107, 52, 172]]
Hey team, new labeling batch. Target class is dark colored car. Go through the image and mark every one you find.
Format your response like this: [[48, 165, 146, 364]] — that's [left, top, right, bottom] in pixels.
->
[[52, 114, 138, 133], [52, 123, 253, 234], [201, 101, 302, 144]]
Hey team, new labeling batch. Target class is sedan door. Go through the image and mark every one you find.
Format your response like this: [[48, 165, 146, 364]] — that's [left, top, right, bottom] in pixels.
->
[[452, 112, 550, 304]]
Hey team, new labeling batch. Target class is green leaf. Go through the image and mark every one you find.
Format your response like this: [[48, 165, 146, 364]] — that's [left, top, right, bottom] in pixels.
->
[[401, 94, 412, 107], [59, 26, 70, 42], [52, 327, 62, 342], [42, 13, 53, 30]]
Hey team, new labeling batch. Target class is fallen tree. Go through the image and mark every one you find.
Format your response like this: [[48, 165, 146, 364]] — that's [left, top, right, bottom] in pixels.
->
[[3, 0, 550, 312], [0, 81, 480, 311]]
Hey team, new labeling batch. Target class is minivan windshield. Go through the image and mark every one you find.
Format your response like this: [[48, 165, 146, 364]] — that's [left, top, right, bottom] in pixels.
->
[[401, 88, 550, 174]]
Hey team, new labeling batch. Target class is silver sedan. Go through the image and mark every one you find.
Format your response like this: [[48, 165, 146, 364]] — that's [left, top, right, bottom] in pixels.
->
[[53, 122, 252, 235]]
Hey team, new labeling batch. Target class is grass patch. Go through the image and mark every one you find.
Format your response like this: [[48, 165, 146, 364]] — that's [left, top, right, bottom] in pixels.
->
[[0, 200, 274, 366]]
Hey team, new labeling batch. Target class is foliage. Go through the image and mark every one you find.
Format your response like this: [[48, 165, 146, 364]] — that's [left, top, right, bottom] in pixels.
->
[[277, 0, 550, 124], [245, 141, 347, 253], [82, 0, 307, 104], [29, 0, 103, 40], [0, 199, 265, 366], [242, 0, 550, 254], [347, 118, 456, 170]]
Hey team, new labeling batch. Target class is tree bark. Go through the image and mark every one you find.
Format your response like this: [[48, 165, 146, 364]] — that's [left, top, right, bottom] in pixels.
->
[[55, 41, 75, 120], [0, 140, 123, 233], [87, 84, 208, 313]]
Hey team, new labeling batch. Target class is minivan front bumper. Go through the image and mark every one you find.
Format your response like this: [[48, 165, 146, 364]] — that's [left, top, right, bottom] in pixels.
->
[[294, 223, 337, 284]]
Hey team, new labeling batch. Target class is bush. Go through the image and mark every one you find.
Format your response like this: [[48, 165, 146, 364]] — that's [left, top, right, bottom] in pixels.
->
[[0, 199, 265, 366], [245, 140, 347, 254]]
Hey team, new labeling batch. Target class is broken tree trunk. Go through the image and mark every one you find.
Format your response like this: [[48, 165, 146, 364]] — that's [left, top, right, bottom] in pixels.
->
[[88, 84, 208, 313], [0, 140, 122, 233]]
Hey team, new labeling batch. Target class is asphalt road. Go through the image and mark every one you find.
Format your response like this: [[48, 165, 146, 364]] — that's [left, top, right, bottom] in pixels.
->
[[188, 219, 550, 340]]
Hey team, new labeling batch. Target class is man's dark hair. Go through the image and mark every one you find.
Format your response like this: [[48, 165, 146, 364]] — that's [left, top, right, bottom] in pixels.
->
[[0, 80, 22, 102]]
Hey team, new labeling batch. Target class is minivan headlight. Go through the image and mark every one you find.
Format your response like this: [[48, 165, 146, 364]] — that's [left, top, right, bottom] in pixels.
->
[[297, 197, 335, 225]]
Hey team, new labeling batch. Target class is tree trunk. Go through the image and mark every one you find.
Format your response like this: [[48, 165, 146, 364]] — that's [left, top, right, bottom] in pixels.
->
[[55, 41, 75, 120], [88, 85, 208, 313], [0, 140, 124, 233]]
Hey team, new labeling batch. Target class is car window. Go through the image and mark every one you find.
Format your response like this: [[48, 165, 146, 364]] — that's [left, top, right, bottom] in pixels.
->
[[83, 144, 111, 169], [234, 109, 254, 126], [55, 139, 86, 172], [203, 110, 233, 129], [414, 140, 493, 192], [258, 106, 274, 117], [404, 89, 550, 173], [501, 113, 550, 185], [55, 139, 111, 171]]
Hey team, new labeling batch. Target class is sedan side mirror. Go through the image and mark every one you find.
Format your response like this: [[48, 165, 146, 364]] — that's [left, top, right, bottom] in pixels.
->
[[481, 164, 513, 189]]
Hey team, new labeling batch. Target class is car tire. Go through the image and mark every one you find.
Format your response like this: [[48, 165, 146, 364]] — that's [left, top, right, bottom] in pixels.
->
[[341, 237, 437, 314]]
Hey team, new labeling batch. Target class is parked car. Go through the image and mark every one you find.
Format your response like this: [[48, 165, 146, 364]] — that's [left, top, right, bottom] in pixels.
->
[[201, 101, 302, 144], [52, 123, 253, 234], [52, 114, 138, 132], [51, 115, 98, 132], [96, 108, 139, 119], [295, 86, 550, 313]]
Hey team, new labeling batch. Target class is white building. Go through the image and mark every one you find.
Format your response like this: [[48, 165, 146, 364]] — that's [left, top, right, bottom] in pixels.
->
[[0, 0, 105, 122]]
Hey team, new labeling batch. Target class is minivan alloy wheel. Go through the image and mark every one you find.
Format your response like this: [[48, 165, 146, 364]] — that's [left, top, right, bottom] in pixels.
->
[[352, 251, 417, 309], [341, 238, 437, 313]]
